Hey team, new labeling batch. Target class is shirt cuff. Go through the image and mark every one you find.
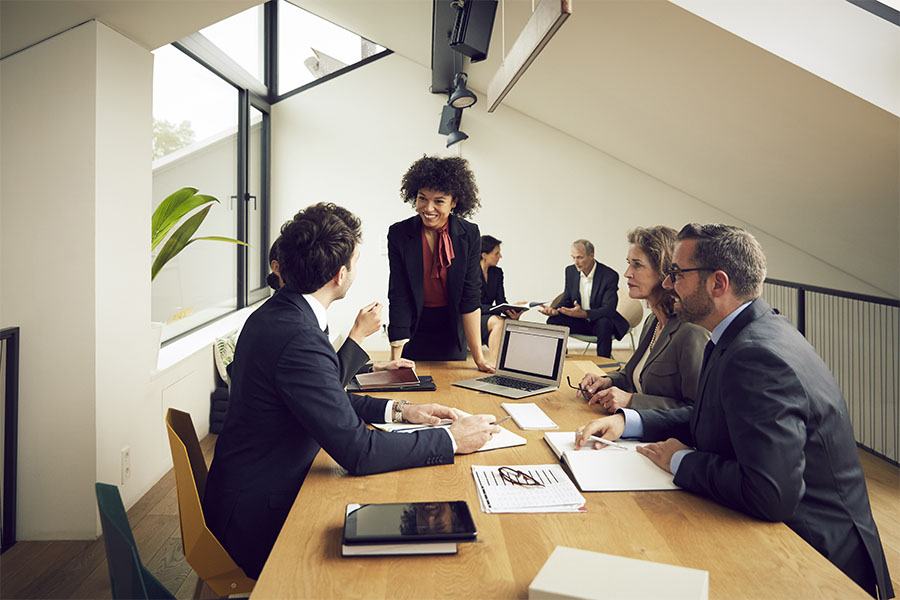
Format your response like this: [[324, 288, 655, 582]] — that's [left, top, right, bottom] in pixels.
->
[[442, 427, 458, 453], [618, 408, 644, 439], [383, 401, 394, 423], [670, 449, 694, 475], [389, 339, 409, 348]]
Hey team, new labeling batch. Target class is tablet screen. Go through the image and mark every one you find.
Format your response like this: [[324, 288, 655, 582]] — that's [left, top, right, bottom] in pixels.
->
[[343, 501, 477, 544]]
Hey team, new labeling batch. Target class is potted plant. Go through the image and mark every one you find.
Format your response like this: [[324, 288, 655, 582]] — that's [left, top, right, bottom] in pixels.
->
[[149, 187, 247, 364]]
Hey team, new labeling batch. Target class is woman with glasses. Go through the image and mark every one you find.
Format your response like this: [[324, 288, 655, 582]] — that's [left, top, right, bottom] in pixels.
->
[[576, 226, 708, 412]]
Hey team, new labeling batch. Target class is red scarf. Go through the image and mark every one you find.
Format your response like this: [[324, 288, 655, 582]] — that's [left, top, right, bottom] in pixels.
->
[[431, 223, 455, 279]]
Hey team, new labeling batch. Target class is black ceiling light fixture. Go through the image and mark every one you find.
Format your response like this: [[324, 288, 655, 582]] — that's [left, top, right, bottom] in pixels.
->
[[438, 104, 468, 147], [448, 72, 476, 109]]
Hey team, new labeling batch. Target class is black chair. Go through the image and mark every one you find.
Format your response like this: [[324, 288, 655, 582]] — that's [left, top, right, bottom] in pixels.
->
[[95, 483, 175, 600]]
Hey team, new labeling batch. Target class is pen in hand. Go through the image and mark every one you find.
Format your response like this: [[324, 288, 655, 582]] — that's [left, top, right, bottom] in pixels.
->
[[588, 435, 628, 450]]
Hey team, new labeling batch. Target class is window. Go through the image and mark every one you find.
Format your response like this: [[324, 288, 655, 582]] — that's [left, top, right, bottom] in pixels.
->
[[278, 0, 385, 95], [151, 1, 389, 343]]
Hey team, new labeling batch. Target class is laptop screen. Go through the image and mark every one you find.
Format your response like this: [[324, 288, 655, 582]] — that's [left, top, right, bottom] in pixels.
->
[[498, 327, 564, 381]]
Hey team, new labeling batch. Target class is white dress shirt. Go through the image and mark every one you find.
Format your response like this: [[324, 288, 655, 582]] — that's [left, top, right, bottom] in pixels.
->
[[579, 263, 596, 311]]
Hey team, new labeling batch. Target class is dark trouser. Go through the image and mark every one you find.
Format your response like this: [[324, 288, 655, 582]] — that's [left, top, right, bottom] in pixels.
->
[[547, 314, 616, 357], [403, 306, 467, 361]]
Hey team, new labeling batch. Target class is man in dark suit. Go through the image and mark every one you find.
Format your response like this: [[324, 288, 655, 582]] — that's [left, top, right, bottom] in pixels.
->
[[576, 224, 893, 599], [204, 203, 500, 580], [540, 239, 628, 357]]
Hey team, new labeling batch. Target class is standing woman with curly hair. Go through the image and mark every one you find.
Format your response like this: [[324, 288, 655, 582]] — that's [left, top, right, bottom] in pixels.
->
[[387, 156, 494, 372]]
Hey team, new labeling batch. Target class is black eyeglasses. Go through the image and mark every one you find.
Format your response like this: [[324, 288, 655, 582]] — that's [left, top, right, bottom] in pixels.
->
[[566, 376, 590, 400], [498, 466, 544, 487], [663, 267, 715, 282]]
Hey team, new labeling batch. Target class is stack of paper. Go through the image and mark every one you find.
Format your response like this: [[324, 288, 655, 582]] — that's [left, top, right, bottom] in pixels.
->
[[471, 464, 585, 513], [544, 432, 678, 492], [501, 402, 558, 430], [372, 412, 526, 453], [529, 546, 709, 599]]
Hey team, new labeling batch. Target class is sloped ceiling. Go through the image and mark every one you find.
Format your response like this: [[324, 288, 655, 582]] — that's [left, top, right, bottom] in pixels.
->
[[291, 0, 899, 297], [0, 0, 263, 58]]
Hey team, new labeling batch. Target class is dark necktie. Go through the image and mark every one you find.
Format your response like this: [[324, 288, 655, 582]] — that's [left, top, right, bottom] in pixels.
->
[[701, 340, 715, 373], [324, 325, 329, 336]]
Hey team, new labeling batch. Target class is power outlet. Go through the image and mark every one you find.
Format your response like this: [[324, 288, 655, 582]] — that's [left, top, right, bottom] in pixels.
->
[[121, 446, 132, 484]]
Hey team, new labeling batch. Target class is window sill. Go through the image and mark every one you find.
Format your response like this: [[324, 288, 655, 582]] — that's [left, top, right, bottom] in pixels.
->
[[153, 299, 267, 375]]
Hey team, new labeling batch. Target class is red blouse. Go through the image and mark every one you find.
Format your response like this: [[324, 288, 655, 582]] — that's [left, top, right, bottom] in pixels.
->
[[422, 229, 449, 307]]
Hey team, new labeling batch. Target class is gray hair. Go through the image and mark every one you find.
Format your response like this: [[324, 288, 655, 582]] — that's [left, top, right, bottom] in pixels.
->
[[676, 224, 767, 300], [572, 239, 595, 256]]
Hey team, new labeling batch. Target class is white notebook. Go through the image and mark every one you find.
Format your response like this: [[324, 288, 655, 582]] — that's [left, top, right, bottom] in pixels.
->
[[501, 402, 558, 430], [373, 412, 526, 453], [529, 546, 708, 600], [471, 464, 585, 513], [544, 432, 679, 492]]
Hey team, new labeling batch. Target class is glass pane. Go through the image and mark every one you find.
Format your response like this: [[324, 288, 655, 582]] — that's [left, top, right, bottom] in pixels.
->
[[278, 0, 385, 94], [200, 5, 264, 82], [152, 45, 238, 341], [248, 107, 264, 293]]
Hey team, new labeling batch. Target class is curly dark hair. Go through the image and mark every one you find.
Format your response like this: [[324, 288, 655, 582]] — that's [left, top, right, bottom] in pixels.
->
[[278, 203, 361, 294], [400, 156, 481, 218]]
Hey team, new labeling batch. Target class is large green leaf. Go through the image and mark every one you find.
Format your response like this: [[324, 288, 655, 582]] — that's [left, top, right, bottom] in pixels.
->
[[192, 236, 248, 246], [152, 205, 211, 280], [151, 188, 219, 251]]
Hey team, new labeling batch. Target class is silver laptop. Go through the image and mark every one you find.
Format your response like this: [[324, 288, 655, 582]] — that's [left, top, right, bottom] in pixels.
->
[[453, 320, 569, 399]]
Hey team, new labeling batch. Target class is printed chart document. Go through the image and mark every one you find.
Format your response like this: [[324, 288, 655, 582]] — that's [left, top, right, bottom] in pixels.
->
[[501, 402, 558, 430], [544, 432, 679, 492], [471, 464, 585, 513], [372, 412, 526, 453], [529, 546, 708, 600]]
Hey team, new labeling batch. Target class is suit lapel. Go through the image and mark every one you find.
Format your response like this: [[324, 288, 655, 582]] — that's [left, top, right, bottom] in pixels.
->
[[690, 298, 772, 435], [445, 215, 465, 309], [643, 316, 677, 370], [589, 260, 602, 307], [402, 217, 424, 314]]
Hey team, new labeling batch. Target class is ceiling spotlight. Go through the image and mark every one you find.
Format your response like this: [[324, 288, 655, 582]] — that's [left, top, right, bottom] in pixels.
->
[[446, 129, 469, 147], [449, 72, 477, 109]]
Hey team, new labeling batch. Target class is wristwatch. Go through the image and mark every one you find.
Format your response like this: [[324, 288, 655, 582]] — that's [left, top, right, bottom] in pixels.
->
[[392, 400, 410, 423]]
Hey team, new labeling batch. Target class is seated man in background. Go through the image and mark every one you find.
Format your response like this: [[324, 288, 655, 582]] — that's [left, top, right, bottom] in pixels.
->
[[539, 238, 628, 357], [204, 203, 499, 579], [576, 224, 893, 599]]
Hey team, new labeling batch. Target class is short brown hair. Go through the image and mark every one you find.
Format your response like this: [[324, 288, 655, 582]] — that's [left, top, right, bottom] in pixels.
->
[[278, 203, 361, 294], [627, 226, 678, 314], [677, 223, 767, 299]]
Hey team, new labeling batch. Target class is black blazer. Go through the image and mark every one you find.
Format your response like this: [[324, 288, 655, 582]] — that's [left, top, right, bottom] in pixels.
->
[[557, 261, 628, 338], [480, 266, 507, 311], [203, 289, 453, 579], [387, 214, 482, 350], [336, 337, 371, 388], [607, 314, 708, 410], [636, 299, 893, 598]]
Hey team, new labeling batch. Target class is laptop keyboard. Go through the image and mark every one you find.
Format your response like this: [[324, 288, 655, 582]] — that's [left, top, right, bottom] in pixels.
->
[[480, 375, 546, 392]]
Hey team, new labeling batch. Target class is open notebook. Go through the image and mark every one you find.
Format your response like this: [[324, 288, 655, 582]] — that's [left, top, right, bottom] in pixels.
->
[[373, 412, 526, 453], [544, 432, 679, 492]]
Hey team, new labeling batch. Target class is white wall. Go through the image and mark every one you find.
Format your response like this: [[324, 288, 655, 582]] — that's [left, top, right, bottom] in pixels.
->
[[1, 21, 220, 539], [271, 53, 889, 348], [1, 22, 99, 538]]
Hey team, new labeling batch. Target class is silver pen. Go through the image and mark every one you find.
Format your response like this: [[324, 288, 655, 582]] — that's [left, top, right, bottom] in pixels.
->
[[589, 435, 628, 450]]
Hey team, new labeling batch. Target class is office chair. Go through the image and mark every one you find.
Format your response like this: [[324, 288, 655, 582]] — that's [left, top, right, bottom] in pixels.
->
[[95, 482, 175, 600], [165, 408, 255, 597]]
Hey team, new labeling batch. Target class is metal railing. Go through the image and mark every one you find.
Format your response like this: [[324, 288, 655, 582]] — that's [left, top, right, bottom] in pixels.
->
[[762, 279, 899, 465]]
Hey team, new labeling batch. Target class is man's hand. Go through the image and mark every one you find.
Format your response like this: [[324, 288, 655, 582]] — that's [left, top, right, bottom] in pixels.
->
[[372, 358, 415, 372], [574, 414, 625, 449], [558, 301, 588, 319], [636, 438, 690, 474], [349, 302, 382, 344], [578, 373, 612, 399], [402, 403, 459, 425], [588, 386, 633, 413], [538, 304, 559, 317], [474, 358, 496, 373], [449, 414, 501, 454]]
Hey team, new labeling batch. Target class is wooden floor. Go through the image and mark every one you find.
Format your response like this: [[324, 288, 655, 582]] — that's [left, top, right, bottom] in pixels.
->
[[1, 433, 897, 598]]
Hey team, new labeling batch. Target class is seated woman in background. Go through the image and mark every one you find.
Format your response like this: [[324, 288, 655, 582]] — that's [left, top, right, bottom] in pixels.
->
[[268, 237, 412, 387], [387, 156, 493, 372], [479, 235, 521, 362], [578, 226, 708, 412]]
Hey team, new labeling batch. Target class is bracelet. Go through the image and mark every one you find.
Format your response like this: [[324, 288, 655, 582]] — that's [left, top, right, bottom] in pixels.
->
[[392, 400, 410, 423]]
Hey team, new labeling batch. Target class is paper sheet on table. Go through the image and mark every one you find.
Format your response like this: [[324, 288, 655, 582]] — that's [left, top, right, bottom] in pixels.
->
[[372, 412, 526, 452], [544, 432, 679, 492], [471, 464, 585, 513]]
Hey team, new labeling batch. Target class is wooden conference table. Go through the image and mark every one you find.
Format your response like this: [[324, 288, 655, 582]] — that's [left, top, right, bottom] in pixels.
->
[[252, 359, 867, 599]]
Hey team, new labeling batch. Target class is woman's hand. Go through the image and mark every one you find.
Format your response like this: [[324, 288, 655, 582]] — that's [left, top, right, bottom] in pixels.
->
[[372, 358, 415, 372], [588, 386, 633, 413], [349, 302, 382, 344], [578, 373, 612, 398], [474, 358, 496, 373]]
